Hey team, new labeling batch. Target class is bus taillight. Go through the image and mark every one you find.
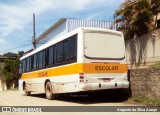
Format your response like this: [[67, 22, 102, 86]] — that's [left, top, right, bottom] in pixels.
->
[[79, 73, 84, 82]]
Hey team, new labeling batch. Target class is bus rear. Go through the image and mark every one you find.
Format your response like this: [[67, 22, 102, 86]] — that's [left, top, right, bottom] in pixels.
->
[[78, 28, 129, 91]]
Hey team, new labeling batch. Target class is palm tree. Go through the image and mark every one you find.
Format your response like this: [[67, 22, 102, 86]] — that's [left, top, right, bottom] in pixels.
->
[[115, 0, 156, 39]]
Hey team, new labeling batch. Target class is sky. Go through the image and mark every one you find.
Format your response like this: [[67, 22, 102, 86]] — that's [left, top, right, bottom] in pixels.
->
[[0, 0, 125, 55]]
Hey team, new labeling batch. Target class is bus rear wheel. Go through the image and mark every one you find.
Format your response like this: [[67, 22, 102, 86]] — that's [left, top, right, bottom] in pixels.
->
[[45, 81, 55, 100]]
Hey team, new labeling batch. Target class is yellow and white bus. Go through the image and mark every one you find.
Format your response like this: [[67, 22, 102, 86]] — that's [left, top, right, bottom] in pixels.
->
[[19, 27, 129, 100]]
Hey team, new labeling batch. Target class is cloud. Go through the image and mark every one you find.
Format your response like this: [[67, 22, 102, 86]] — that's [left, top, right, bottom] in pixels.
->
[[0, 0, 124, 54], [0, 0, 52, 37], [0, 0, 109, 39]]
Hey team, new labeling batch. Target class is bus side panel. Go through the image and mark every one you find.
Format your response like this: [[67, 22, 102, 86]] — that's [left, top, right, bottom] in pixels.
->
[[19, 63, 80, 94]]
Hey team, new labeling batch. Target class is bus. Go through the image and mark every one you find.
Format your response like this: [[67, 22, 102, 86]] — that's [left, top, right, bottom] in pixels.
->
[[19, 27, 129, 100]]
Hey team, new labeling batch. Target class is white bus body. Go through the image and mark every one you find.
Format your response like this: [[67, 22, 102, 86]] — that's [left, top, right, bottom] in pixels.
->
[[19, 27, 129, 99]]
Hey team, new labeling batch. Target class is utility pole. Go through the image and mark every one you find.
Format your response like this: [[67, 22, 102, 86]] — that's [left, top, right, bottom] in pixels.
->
[[32, 13, 36, 49]]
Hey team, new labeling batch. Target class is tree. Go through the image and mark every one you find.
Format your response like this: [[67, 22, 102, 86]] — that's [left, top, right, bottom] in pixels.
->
[[2, 53, 19, 89], [114, 0, 158, 39], [3, 52, 17, 58], [150, 0, 160, 26]]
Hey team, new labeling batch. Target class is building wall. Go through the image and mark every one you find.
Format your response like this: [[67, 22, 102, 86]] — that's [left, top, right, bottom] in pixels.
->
[[126, 29, 160, 68], [36, 18, 115, 47], [37, 21, 67, 47]]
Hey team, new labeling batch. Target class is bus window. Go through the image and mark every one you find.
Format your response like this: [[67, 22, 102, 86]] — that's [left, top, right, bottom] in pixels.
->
[[56, 42, 63, 64], [84, 32, 125, 60], [30, 55, 34, 70], [38, 51, 43, 69], [48, 46, 54, 65], [63, 40, 69, 62], [26, 57, 30, 72], [33, 54, 37, 70], [42, 50, 46, 68], [70, 35, 77, 62], [45, 49, 49, 67]]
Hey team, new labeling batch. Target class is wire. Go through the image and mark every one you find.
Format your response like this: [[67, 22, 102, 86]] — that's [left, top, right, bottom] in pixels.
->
[[0, 44, 32, 53]]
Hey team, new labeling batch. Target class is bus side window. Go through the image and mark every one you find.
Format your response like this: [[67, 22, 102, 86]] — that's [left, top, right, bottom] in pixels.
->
[[28, 57, 31, 71], [36, 53, 39, 69], [48, 46, 54, 66], [63, 40, 69, 62], [42, 50, 46, 68], [45, 48, 49, 67], [56, 42, 63, 64], [26, 57, 29, 72], [70, 34, 77, 62], [38, 51, 43, 69], [33, 54, 37, 70], [31, 55, 34, 70]]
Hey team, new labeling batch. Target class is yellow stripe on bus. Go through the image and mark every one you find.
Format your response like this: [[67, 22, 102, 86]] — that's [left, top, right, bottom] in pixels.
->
[[20, 63, 128, 80]]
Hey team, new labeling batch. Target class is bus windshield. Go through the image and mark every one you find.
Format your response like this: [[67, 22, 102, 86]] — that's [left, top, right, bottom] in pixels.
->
[[84, 32, 125, 60]]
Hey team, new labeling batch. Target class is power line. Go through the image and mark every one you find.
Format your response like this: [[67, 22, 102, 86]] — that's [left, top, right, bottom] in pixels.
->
[[0, 44, 32, 53]]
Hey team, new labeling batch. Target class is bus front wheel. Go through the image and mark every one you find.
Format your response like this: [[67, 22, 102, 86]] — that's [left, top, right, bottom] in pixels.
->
[[24, 84, 31, 96], [45, 81, 55, 100]]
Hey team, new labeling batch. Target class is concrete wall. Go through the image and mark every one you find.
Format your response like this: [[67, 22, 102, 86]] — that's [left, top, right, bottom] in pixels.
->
[[125, 29, 160, 68], [129, 68, 160, 98]]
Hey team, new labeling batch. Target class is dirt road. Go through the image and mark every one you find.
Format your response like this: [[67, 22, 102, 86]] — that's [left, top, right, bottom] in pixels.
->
[[0, 90, 141, 106], [1, 90, 159, 115]]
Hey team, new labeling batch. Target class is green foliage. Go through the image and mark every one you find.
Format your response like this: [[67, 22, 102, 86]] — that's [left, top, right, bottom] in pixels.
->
[[114, 0, 160, 39], [2, 53, 19, 89], [128, 96, 160, 106], [3, 52, 17, 58]]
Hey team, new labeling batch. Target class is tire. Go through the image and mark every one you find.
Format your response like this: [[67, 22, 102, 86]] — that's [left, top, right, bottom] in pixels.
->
[[24, 84, 31, 96], [45, 81, 55, 100]]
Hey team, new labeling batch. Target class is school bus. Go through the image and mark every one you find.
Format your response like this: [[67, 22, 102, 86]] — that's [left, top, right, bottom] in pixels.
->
[[19, 27, 129, 100]]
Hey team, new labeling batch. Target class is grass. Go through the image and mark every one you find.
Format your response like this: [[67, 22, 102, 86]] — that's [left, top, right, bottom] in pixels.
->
[[149, 62, 160, 68], [128, 96, 160, 106]]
